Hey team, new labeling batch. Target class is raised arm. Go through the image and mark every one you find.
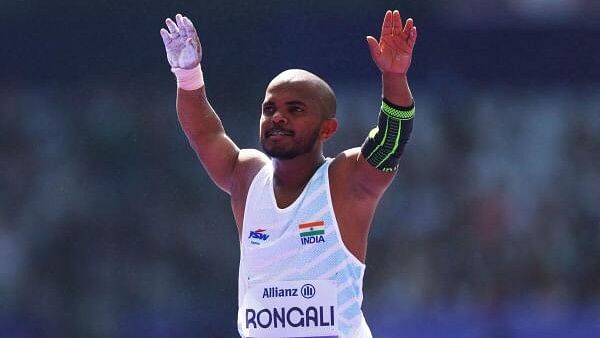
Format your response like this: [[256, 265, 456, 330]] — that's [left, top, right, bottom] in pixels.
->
[[160, 14, 266, 194], [347, 10, 418, 198]]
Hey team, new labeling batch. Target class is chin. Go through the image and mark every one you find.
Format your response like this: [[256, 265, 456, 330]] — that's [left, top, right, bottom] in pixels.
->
[[261, 143, 299, 160], [264, 149, 299, 160]]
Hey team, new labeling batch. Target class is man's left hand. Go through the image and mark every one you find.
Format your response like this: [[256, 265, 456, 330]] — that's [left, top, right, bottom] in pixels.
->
[[367, 10, 417, 75]]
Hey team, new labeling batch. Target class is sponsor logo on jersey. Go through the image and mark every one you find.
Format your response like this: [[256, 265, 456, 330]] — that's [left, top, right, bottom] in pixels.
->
[[299, 221, 325, 245], [249, 228, 269, 245], [262, 286, 298, 298], [300, 284, 316, 299], [261, 283, 316, 299]]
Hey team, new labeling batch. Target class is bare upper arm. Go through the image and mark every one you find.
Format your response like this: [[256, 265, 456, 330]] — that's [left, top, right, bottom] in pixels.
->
[[185, 130, 267, 196], [329, 148, 396, 262], [331, 147, 396, 200], [229, 149, 270, 234], [177, 88, 269, 195]]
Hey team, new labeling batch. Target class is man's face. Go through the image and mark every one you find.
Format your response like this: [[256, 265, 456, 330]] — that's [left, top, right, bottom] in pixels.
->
[[260, 83, 324, 160]]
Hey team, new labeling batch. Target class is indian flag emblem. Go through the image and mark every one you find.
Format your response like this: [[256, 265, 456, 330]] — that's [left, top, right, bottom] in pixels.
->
[[299, 221, 325, 237]]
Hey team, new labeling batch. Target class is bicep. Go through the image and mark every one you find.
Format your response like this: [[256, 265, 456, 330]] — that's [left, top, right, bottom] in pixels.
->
[[199, 142, 269, 195], [193, 138, 269, 195], [190, 131, 240, 193], [333, 148, 396, 199]]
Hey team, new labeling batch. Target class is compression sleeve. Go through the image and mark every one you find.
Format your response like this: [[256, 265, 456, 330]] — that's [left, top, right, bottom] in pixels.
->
[[360, 98, 415, 172]]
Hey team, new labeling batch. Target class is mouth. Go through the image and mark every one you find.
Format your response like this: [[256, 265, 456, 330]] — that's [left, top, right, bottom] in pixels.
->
[[265, 128, 294, 138]]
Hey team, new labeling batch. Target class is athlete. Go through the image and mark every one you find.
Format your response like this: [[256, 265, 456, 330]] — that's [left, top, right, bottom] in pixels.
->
[[160, 9, 417, 337]]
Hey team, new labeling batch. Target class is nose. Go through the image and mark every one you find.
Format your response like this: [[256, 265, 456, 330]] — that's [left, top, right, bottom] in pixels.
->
[[271, 110, 288, 125]]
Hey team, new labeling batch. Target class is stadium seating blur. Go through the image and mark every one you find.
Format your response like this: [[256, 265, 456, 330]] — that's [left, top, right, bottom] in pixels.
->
[[1, 1, 599, 337]]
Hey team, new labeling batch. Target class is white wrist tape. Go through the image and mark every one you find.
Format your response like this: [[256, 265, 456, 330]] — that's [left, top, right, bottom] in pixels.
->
[[171, 64, 204, 90]]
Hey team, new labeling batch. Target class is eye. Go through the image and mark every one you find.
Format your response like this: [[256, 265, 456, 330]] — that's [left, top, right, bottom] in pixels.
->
[[262, 105, 275, 116], [289, 106, 305, 113]]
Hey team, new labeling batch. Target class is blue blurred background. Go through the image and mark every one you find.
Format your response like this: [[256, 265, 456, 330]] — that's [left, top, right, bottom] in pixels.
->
[[1, 0, 599, 337]]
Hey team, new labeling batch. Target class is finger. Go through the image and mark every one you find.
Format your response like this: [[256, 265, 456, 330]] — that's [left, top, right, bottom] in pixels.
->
[[165, 18, 179, 35], [366, 36, 381, 59], [160, 28, 172, 45], [182, 16, 197, 37], [380, 10, 393, 40], [404, 18, 414, 35], [392, 10, 403, 36], [176, 14, 186, 36], [408, 26, 418, 48]]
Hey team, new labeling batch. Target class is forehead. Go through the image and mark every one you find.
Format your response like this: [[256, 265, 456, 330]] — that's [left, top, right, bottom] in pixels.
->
[[263, 81, 320, 105]]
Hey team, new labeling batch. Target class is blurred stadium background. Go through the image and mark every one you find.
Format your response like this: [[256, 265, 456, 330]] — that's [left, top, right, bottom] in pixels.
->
[[1, 0, 599, 337]]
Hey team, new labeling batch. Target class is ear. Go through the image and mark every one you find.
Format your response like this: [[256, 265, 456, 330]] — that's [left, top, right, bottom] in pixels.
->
[[320, 118, 338, 141]]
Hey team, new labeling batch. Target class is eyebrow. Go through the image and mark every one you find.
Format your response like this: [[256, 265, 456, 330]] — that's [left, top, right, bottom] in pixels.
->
[[262, 100, 307, 107], [285, 101, 307, 107]]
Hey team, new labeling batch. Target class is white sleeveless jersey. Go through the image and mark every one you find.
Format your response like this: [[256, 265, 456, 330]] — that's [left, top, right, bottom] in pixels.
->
[[237, 158, 372, 338]]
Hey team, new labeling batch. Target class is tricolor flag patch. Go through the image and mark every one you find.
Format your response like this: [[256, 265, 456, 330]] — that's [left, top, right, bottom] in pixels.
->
[[299, 221, 325, 237]]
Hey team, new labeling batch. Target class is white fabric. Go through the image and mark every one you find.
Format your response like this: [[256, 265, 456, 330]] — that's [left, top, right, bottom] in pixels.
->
[[238, 159, 372, 338], [171, 65, 204, 90]]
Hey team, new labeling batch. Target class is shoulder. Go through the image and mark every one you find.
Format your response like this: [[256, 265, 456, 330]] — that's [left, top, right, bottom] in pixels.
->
[[238, 148, 270, 165], [329, 148, 365, 197], [331, 147, 362, 165], [329, 148, 359, 181], [234, 149, 270, 187], [229, 149, 270, 230]]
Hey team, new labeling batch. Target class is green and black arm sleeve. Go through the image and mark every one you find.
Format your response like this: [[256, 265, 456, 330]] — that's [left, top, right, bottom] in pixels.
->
[[360, 98, 415, 172]]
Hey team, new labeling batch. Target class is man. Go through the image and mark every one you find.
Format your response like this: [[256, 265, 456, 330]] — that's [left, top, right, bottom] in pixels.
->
[[160, 9, 417, 338]]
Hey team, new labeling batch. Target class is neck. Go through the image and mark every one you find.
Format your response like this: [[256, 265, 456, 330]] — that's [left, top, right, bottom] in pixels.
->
[[272, 151, 325, 190]]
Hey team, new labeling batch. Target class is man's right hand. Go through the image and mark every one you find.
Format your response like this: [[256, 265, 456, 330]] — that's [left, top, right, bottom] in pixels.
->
[[160, 14, 202, 69]]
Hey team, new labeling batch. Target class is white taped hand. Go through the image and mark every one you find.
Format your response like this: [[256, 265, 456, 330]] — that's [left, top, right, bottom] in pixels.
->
[[160, 14, 202, 69]]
